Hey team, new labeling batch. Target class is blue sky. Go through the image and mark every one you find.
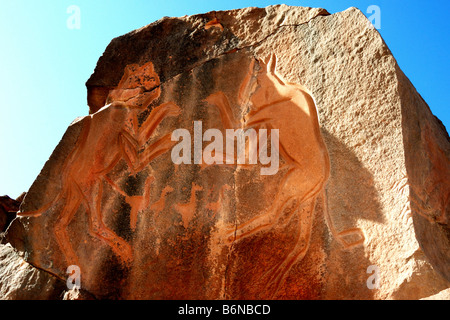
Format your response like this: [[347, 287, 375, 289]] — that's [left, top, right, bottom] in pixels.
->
[[0, 0, 448, 198]]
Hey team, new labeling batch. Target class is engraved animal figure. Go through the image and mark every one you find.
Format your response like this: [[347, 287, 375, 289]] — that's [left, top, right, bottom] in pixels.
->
[[19, 62, 181, 266], [205, 54, 363, 297]]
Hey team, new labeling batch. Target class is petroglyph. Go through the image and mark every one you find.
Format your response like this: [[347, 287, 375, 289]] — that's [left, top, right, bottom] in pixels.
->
[[205, 54, 364, 297], [174, 183, 203, 229], [19, 62, 181, 266]]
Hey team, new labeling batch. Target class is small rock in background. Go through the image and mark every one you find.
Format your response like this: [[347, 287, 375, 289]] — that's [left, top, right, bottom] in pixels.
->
[[0, 193, 24, 233]]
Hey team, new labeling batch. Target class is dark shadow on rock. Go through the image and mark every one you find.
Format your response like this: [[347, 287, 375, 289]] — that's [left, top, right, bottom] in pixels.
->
[[397, 68, 450, 284], [0, 194, 24, 234], [321, 128, 384, 299]]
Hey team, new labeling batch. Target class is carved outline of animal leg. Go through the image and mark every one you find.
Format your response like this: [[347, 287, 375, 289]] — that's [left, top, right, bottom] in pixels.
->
[[118, 128, 179, 174], [118, 130, 140, 176], [87, 181, 133, 264], [113, 102, 181, 175], [54, 180, 83, 267], [210, 108, 320, 244], [205, 56, 362, 250], [134, 133, 180, 173], [103, 174, 128, 198], [260, 196, 316, 299], [237, 59, 257, 108], [204, 92, 238, 130], [137, 102, 181, 146], [261, 53, 285, 86], [18, 117, 93, 217], [222, 117, 322, 244], [236, 124, 363, 249], [224, 197, 292, 244], [204, 92, 273, 168], [104, 174, 155, 231], [322, 190, 365, 249], [246, 120, 297, 173], [17, 193, 63, 217], [224, 172, 324, 244], [203, 92, 238, 166], [257, 54, 365, 249]]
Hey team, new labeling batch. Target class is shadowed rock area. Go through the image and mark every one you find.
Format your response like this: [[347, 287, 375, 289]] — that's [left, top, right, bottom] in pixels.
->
[[0, 194, 24, 234], [1, 5, 449, 299]]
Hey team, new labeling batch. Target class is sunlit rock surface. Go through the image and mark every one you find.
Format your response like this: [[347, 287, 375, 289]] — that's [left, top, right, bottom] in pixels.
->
[[1, 5, 449, 299]]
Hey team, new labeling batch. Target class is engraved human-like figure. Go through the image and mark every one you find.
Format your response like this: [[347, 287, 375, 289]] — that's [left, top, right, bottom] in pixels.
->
[[206, 55, 364, 297], [19, 62, 180, 266]]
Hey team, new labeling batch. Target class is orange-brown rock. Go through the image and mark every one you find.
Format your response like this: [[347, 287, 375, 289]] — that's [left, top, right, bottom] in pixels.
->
[[0, 195, 22, 233], [2, 5, 449, 299]]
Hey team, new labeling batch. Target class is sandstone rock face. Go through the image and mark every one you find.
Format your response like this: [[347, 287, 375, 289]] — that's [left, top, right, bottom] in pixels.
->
[[2, 5, 449, 299]]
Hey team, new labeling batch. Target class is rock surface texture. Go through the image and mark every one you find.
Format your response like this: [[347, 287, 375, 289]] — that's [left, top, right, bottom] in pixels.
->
[[0, 195, 22, 233], [1, 5, 449, 299]]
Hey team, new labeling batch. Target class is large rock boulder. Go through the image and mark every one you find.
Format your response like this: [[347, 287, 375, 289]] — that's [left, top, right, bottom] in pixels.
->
[[3, 5, 449, 299]]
